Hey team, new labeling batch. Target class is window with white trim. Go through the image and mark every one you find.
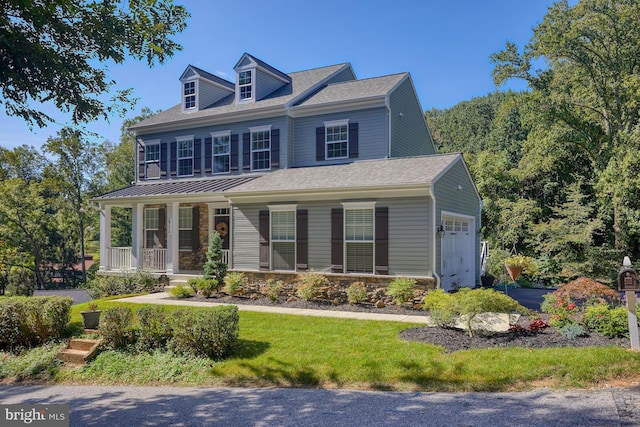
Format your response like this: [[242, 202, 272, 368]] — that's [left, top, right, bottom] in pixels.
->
[[177, 139, 194, 176], [271, 209, 295, 271], [345, 207, 374, 274], [145, 143, 160, 179], [183, 81, 196, 109], [325, 120, 349, 159], [251, 129, 271, 171], [212, 132, 230, 174], [145, 208, 160, 248], [238, 71, 252, 101], [178, 207, 193, 250]]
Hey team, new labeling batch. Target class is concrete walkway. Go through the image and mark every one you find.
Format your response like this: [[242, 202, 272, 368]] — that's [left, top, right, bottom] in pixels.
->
[[114, 293, 517, 331]]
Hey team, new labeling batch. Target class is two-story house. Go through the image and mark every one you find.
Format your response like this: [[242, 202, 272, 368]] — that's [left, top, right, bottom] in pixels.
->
[[95, 53, 481, 290]]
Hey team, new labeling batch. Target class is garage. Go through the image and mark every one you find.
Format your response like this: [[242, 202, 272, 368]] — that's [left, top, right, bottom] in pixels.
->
[[440, 213, 476, 290]]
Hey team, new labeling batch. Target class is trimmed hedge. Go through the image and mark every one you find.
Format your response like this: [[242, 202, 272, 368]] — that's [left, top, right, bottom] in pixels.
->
[[0, 296, 72, 350]]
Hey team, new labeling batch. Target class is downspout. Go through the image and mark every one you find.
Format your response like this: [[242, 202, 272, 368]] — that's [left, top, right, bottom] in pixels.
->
[[430, 183, 441, 288], [384, 95, 392, 158]]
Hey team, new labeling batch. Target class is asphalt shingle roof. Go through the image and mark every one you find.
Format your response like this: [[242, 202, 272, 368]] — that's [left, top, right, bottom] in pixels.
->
[[189, 65, 235, 89], [295, 73, 406, 107], [94, 176, 258, 201], [225, 154, 462, 194]]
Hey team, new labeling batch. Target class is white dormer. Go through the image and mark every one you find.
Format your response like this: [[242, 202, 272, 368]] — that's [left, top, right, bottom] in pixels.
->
[[179, 65, 235, 113], [233, 53, 291, 104]]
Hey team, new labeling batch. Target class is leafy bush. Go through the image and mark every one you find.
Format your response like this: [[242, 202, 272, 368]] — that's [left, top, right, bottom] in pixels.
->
[[168, 306, 239, 359], [86, 272, 162, 299], [0, 296, 72, 350], [526, 319, 550, 332], [541, 292, 580, 328], [100, 307, 136, 349], [187, 278, 218, 298], [260, 279, 283, 301], [424, 288, 527, 337], [295, 272, 328, 301], [584, 304, 629, 338], [169, 283, 195, 298], [222, 272, 245, 295], [386, 278, 416, 306], [556, 277, 620, 305], [137, 306, 172, 351], [558, 323, 588, 339], [6, 267, 36, 296], [346, 281, 368, 305]]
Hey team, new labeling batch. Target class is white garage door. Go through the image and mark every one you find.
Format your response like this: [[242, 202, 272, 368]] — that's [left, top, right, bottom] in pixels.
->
[[441, 214, 475, 290]]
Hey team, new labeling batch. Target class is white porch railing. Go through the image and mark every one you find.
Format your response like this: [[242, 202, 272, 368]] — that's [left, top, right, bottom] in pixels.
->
[[143, 248, 167, 272], [222, 249, 229, 265], [109, 247, 132, 271]]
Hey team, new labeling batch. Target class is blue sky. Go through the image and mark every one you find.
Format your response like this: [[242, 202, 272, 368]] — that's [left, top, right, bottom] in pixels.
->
[[0, 0, 556, 150]]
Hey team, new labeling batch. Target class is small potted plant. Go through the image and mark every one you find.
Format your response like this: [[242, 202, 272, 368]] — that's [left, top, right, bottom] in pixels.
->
[[504, 255, 536, 282], [81, 303, 101, 329]]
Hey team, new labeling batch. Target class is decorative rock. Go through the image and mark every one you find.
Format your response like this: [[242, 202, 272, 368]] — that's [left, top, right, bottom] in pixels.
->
[[286, 296, 296, 303], [250, 293, 259, 300], [331, 298, 340, 306], [375, 300, 386, 308]]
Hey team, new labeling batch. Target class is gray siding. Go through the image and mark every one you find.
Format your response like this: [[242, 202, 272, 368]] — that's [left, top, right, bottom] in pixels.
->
[[232, 204, 260, 270], [231, 197, 432, 276], [198, 80, 232, 109], [292, 107, 388, 167], [286, 115, 295, 168], [389, 78, 436, 156], [138, 116, 287, 180], [256, 70, 285, 100], [433, 158, 481, 282]]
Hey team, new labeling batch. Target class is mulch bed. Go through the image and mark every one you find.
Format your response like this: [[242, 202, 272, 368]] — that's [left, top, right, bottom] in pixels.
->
[[170, 294, 631, 351]]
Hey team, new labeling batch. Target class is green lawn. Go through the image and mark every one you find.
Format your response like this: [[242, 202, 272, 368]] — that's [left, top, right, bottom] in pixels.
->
[[4, 299, 640, 391]]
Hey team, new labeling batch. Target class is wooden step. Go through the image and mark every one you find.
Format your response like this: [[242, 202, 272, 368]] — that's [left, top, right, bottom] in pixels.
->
[[57, 338, 102, 365]]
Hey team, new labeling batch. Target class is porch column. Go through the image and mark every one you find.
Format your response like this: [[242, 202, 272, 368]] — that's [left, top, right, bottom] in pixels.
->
[[131, 204, 144, 269], [99, 204, 112, 271], [166, 202, 180, 274]]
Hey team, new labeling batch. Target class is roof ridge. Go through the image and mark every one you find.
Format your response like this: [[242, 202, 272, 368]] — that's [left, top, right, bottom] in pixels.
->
[[322, 72, 407, 87], [287, 63, 350, 75]]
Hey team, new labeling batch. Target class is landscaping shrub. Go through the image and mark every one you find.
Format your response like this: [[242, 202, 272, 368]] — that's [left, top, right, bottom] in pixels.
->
[[386, 278, 416, 306], [188, 278, 218, 298], [558, 323, 588, 339], [204, 231, 227, 287], [86, 272, 163, 299], [169, 283, 195, 298], [346, 281, 368, 305], [556, 277, 620, 305], [295, 272, 328, 301], [584, 304, 629, 338], [0, 296, 72, 350], [168, 306, 239, 360], [223, 272, 245, 295], [0, 343, 64, 382], [260, 279, 283, 301], [100, 307, 136, 349], [137, 306, 172, 351], [424, 288, 527, 337], [541, 292, 580, 328]]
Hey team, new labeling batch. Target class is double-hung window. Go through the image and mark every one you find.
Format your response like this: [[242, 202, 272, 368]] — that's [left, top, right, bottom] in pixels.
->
[[145, 142, 160, 179], [211, 131, 230, 174], [325, 120, 349, 159], [238, 71, 252, 101], [177, 137, 194, 176], [344, 203, 375, 274], [145, 208, 160, 248], [178, 207, 193, 250], [270, 206, 296, 271], [183, 81, 196, 109], [250, 126, 271, 171]]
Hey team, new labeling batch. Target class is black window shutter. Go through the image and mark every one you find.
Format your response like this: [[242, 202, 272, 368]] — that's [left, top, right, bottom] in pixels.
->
[[375, 207, 389, 275], [349, 122, 359, 158], [204, 137, 212, 174], [271, 129, 280, 169], [138, 143, 145, 179], [194, 138, 202, 175], [157, 208, 166, 248], [230, 134, 239, 172], [331, 208, 343, 273], [170, 142, 177, 176], [259, 210, 270, 270], [296, 209, 308, 271], [242, 133, 251, 172], [191, 206, 200, 252], [160, 143, 168, 177], [316, 127, 325, 161]]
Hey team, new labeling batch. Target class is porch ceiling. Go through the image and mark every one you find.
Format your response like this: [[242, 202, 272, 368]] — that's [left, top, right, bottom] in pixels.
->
[[94, 176, 258, 201]]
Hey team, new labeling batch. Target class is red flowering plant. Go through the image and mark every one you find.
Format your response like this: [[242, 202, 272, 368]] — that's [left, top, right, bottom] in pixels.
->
[[541, 277, 620, 327]]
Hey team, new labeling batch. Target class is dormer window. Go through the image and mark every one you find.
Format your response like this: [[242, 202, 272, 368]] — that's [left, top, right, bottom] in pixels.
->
[[238, 71, 252, 101], [183, 81, 196, 109]]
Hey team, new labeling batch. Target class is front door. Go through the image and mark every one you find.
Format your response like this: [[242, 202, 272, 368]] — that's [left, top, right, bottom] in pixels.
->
[[214, 211, 230, 250], [441, 214, 475, 290]]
